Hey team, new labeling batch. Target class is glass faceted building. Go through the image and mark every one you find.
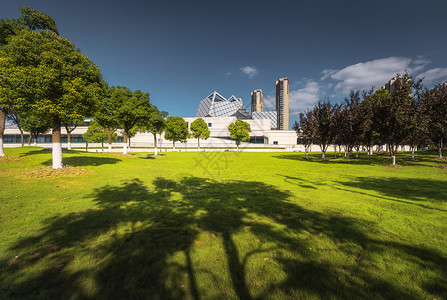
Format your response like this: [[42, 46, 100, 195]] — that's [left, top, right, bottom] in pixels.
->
[[196, 91, 252, 119]]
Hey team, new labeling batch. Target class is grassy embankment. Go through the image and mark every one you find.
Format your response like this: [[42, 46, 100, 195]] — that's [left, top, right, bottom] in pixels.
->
[[0, 147, 446, 299]]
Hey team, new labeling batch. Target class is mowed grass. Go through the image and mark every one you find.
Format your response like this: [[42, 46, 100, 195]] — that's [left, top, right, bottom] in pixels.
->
[[0, 147, 446, 299]]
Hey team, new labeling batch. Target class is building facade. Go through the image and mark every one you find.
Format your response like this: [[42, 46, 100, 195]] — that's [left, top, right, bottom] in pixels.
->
[[276, 77, 289, 130], [251, 89, 263, 112]]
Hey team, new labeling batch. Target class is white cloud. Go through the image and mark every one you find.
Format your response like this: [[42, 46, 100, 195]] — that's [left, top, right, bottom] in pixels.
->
[[289, 81, 320, 114], [263, 81, 320, 115], [321, 57, 429, 94], [240, 66, 258, 78], [416, 68, 447, 84], [225, 71, 232, 76]]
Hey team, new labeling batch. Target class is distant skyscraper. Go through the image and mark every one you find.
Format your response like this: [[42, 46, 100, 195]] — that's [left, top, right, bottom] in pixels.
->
[[276, 77, 289, 130], [441, 81, 447, 92], [251, 89, 263, 112], [383, 76, 399, 93]]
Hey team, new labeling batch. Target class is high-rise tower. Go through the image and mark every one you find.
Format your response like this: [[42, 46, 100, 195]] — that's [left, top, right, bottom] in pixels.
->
[[251, 89, 263, 112], [276, 77, 289, 130]]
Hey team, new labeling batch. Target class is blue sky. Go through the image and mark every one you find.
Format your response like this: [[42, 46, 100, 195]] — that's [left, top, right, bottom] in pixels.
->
[[3, 0, 447, 128]]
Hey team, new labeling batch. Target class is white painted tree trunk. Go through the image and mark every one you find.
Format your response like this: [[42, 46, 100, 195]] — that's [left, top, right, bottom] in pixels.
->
[[0, 139, 4, 157], [392, 155, 396, 165], [123, 143, 128, 154], [34, 139, 37, 146], [68, 141, 72, 150], [346, 151, 350, 163], [173, 142, 176, 151], [0, 109, 4, 157], [198, 138, 200, 152], [108, 143, 112, 151], [323, 151, 326, 160], [306, 151, 308, 159], [52, 142, 63, 169], [52, 119, 63, 169], [411, 148, 415, 159]]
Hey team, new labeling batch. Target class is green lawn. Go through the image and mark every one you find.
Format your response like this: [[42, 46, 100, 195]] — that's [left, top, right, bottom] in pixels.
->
[[0, 147, 446, 299]]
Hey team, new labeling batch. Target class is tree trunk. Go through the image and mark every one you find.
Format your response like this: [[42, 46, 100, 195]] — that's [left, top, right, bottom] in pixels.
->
[[411, 146, 415, 160], [101, 140, 104, 152], [34, 134, 38, 146], [19, 128, 24, 146], [0, 109, 5, 157], [123, 132, 128, 154], [346, 151, 350, 163], [323, 151, 326, 161], [439, 139, 443, 159], [334, 146, 337, 159], [106, 128, 112, 151], [67, 131, 71, 150], [198, 138, 200, 152], [236, 140, 239, 152], [86, 141, 88, 151], [52, 117, 63, 169], [392, 155, 396, 165], [173, 141, 176, 151], [28, 134, 32, 145], [153, 133, 158, 156], [356, 149, 359, 158]]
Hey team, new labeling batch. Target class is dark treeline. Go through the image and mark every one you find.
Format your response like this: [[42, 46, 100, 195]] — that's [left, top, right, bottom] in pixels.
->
[[294, 74, 447, 165]]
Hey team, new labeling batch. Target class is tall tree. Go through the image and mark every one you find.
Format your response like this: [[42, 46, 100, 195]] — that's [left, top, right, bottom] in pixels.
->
[[82, 119, 114, 151], [146, 109, 167, 155], [21, 112, 52, 146], [0, 6, 59, 157], [164, 116, 189, 150], [95, 86, 120, 152], [228, 119, 251, 151], [339, 91, 366, 162], [0, 29, 103, 168], [422, 84, 447, 159], [112, 87, 153, 154], [312, 100, 334, 160], [376, 74, 414, 165], [294, 111, 315, 160], [63, 118, 85, 150], [190, 118, 210, 151], [361, 89, 382, 155], [406, 93, 428, 159], [6, 109, 24, 146]]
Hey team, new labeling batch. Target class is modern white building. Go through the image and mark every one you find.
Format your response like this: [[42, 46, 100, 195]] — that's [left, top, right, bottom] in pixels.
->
[[3, 86, 298, 149]]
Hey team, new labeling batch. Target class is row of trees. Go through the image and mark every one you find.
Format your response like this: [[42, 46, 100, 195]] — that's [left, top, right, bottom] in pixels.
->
[[294, 74, 447, 165], [0, 7, 104, 168], [83, 115, 255, 153], [0, 7, 195, 166]]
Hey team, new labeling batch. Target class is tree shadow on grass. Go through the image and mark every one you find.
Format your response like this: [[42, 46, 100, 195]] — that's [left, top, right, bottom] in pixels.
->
[[41, 156, 122, 167], [1, 177, 446, 299], [338, 177, 447, 204], [274, 151, 442, 167]]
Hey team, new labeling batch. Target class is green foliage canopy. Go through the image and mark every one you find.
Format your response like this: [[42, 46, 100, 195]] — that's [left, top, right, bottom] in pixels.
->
[[82, 120, 114, 143], [0, 29, 103, 123], [190, 118, 210, 140], [110, 86, 153, 139], [164, 116, 189, 146], [228, 119, 251, 146]]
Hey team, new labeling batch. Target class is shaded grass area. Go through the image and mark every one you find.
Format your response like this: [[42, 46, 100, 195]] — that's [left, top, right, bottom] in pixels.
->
[[0, 147, 446, 299]]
